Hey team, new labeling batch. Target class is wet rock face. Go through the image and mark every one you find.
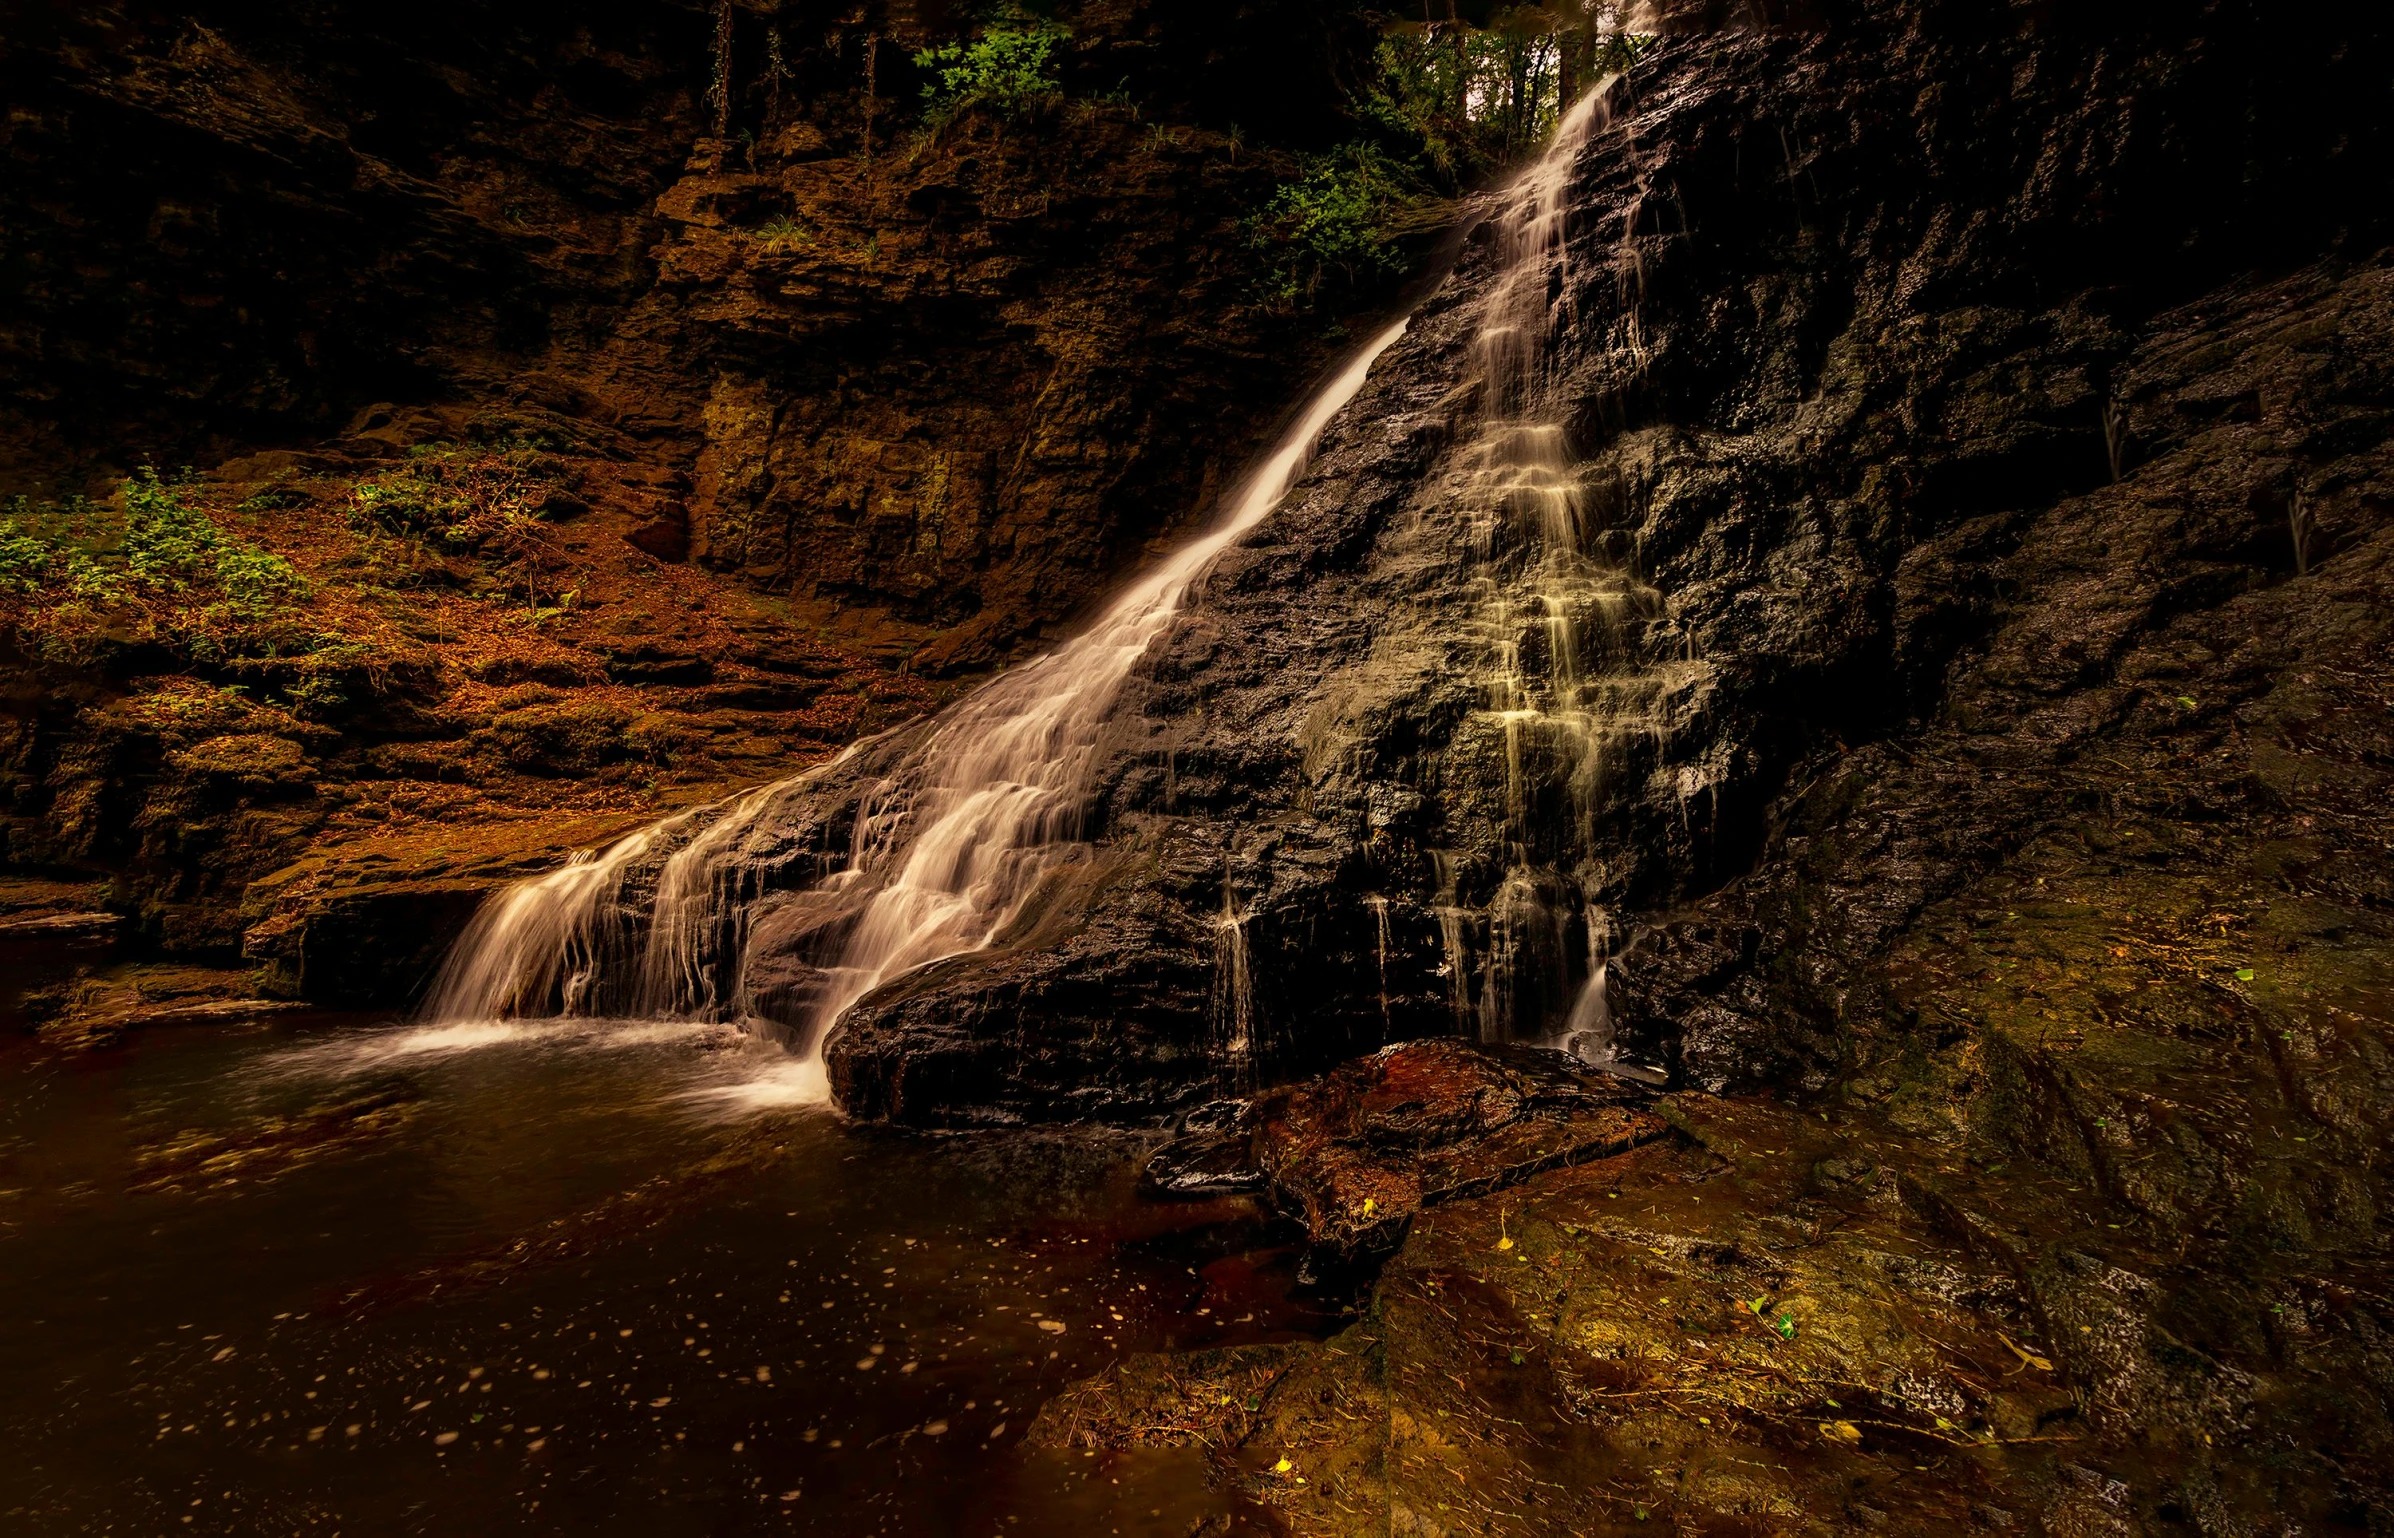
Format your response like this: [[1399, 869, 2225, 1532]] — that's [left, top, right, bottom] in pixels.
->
[[865, 9, 2394, 1525], [826, 0, 2394, 1114]]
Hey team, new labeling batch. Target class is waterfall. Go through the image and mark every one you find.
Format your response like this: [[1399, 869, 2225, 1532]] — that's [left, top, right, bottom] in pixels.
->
[[1432, 79, 1688, 1073], [423, 71, 1664, 1095], [420, 317, 1412, 1080], [1209, 875, 1257, 1082]]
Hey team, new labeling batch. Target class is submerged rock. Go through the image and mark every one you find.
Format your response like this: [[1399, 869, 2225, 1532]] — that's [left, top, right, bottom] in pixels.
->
[[15, 961, 307, 1051]]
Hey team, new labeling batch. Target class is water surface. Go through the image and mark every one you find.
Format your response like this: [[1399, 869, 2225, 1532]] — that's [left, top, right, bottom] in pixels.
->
[[0, 996, 1317, 1535]]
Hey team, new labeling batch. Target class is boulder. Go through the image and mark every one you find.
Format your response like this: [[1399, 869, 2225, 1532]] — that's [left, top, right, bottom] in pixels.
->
[[1147, 1037, 1670, 1282]]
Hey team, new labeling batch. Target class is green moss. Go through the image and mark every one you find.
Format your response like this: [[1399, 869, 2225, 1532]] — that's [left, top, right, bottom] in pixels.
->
[[484, 700, 632, 774]]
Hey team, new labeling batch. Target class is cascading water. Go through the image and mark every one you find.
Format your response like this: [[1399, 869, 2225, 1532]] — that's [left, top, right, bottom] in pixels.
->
[[1427, 80, 1691, 1075], [424, 70, 1672, 1095], [421, 318, 1412, 1093]]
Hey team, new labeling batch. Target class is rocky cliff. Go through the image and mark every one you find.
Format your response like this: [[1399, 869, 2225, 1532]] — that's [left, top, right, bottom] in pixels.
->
[[821, 0, 2394, 1117], [813, 4, 2394, 1529], [0, 0, 1391, 991]]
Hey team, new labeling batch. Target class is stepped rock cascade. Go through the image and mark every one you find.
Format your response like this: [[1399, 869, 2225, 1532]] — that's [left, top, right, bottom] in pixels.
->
[[421, 318, 1413, 1080], [1434, 83, 1688, 1068], [423, 75, 1685, 1121]]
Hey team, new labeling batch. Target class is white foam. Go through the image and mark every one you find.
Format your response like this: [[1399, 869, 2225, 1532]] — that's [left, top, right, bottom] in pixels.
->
[[262, 1014, 829, 1122], [679, 1053, 833, 1114]]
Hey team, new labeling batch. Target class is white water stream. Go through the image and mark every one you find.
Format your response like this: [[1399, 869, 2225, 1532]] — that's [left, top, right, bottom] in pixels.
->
[[424, 75, 1658, 1093], [423, 319, 1411, 1095]]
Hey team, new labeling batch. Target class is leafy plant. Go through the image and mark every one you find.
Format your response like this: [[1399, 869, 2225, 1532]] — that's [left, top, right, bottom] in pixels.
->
[[751, 216, 814, 250], [348, 444, 567, 610], [0, 516, 56, 594], [913, 17, 1068, 128], [1245, 143, 1420, 307], [123, 469, 307, 610]]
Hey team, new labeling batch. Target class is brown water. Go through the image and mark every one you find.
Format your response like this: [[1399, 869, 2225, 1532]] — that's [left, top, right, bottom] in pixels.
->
[[0, 971, 1326, 1536]]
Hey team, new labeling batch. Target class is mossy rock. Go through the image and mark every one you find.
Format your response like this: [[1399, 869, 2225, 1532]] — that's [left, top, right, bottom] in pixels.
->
[[481, 700, 633, 774]]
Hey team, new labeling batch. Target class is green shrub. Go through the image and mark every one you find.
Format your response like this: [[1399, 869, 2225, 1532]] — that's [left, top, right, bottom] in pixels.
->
[[214, 543, 311, 610], [0, 518, 55, 594], [121, 467, 224, 588], [1246, 143, 1418, 306], [350, 444, 554, 547], [914, 19, 1068, 127], [349, 443, 566, 609]]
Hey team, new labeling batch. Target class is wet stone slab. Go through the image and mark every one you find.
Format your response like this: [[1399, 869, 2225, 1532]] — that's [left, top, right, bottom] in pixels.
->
[[1148, 1038, 1671, 1281]]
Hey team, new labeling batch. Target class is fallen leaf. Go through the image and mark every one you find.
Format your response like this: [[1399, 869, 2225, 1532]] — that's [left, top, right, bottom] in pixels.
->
[[1821, 1420, 1862, 1443], [1998, 1333, 2054, 1373]]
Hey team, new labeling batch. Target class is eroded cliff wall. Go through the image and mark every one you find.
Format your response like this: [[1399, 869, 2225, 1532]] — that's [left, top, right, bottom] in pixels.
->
[[0, 0, 1392, 978]]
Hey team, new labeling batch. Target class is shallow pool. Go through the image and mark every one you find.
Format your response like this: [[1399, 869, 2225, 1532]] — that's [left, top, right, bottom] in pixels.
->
[[0, 995, 1320, 1535]]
